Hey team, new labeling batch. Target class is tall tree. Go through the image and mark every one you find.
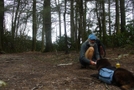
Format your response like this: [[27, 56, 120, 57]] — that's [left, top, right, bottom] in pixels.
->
[[11, 0, 21, 51], [96, 1, 102, 39], [76, 0, 81, 49], [132, 0, 134, 26], [108, 0, 111, 35], [43, 0, 53, 52], [120, 0, 126, 32], [42, 9, 45, 52], [79, 0, 84, 42], [54, 0, 62, 38], [83, 0, 87, 41], [115, 0, 120, 34], [63, 0, 69, 54], [75, 0, 79, 50], [0, 0, 4, 52], [70, 0, 75, 44], [102, 0, 106, 44], [32, 0, 37, 51]]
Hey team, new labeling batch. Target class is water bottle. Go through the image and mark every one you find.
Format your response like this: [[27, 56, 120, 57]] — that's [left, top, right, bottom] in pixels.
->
[[116, 62, 120, 68]]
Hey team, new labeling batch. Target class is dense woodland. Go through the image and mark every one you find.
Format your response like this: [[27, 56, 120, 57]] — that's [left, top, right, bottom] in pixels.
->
[[0, 0, 134, 53]]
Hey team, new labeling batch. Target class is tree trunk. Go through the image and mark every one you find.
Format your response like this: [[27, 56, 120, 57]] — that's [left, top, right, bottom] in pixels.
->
[[108, 0, 111, 35], [63, 0, 69, 54], [70, 0, 75, 44], [115, 0, 120, 34], [58, 0, 61, 39], [42, 6, 45, 52], [32, 0, 37, 51], [76, 0, 81, 49], [12, 0, 20, 39], [75, 0, 79, 50], [11, 0, 20, 51], [54, 0, 61, 38], [131, 0, 134, 26], [102, 0, 106, 44], [0, 0, 4, 52], [96, 1, 102, 39], [83, 0, 87, 41], [43, 0, 53, 52], [79, 0, 84, 42], [120, 0, 126, 32]]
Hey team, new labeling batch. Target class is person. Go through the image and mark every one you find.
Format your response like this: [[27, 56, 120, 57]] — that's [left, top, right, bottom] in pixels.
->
[[79, 34, 100, 68]]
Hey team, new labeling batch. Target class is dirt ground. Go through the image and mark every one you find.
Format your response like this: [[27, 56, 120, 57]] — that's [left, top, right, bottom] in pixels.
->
[[0, 48, 134, 90]]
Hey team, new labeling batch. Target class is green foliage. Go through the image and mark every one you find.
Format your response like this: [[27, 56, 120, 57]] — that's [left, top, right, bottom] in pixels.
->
[[3, 31, 42, 53], [53, 35, 66, 51], [53, 35, 74, 51], [106, 21, 134, 48], [106, 33, 132, 48], [36, 41, 42, 51], [113, 33, 127, 47]]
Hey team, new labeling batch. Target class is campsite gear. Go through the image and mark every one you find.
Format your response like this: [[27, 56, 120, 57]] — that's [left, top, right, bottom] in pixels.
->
[[99, 68, 115, 84]]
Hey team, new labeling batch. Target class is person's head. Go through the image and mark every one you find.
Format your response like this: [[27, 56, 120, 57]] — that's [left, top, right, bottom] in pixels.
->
[[88, 34, 96, 46]]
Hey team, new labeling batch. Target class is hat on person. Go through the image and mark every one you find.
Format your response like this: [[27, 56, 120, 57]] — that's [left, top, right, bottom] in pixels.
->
[[88, 34, 96, 40]]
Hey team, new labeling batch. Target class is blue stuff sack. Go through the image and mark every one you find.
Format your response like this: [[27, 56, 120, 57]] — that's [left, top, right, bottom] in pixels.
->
[[99, 68, 114, 84]]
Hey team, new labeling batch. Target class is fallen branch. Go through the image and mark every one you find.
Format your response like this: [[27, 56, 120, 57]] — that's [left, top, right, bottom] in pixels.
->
[[104, 83, 110, 90], [31, 83, 43, 90], [57, 63, 73, 66]]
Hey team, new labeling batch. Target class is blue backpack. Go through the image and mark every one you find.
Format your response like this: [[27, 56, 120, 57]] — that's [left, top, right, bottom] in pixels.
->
[[99, 68, 114, 84]]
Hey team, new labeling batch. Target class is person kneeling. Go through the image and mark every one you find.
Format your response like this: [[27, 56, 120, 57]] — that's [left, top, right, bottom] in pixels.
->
[[79, 34, 100, 69]]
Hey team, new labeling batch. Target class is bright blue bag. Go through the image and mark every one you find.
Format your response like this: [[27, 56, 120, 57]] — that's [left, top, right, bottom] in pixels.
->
[[99, 68, 114, 84]]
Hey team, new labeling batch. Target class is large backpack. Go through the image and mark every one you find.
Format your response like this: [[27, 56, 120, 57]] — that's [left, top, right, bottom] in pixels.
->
[[99, 68, 114, 84]]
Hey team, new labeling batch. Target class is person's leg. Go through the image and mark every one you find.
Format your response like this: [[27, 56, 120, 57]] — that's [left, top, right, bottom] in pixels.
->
[[79, 60, 88, 68], [85, 47, 97, 69], [85, 47, 94, 60]]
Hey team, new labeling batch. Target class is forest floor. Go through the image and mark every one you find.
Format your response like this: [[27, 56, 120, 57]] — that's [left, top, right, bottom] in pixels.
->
[[0, 48, 134, 90]]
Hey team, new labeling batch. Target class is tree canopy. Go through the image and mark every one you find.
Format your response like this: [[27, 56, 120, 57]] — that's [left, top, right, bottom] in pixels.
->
[[0, 0, 134, 53]]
